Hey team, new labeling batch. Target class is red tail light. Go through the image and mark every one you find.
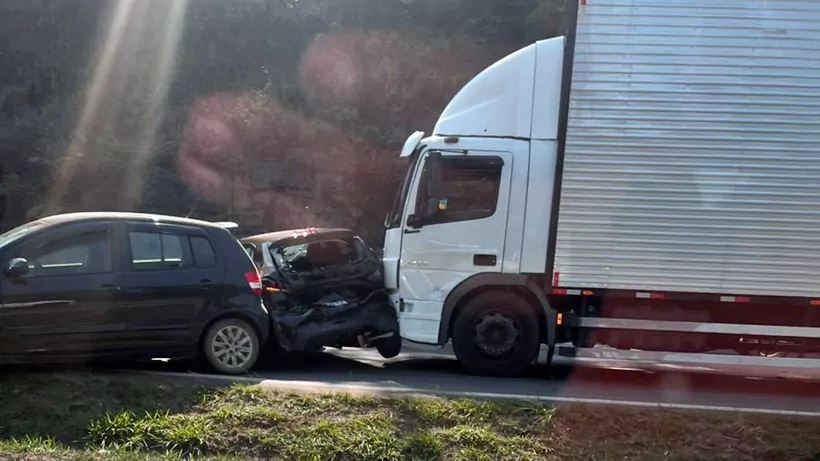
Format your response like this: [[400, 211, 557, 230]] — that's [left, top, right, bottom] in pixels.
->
[[244, 271, 262, 296]]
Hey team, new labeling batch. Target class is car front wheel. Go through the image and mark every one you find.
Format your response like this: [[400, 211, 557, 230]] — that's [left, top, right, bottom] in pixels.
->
[[203, 318, 260, 374]]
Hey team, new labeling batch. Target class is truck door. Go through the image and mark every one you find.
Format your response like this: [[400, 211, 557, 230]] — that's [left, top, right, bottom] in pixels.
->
[[398, 150, 512, 344]]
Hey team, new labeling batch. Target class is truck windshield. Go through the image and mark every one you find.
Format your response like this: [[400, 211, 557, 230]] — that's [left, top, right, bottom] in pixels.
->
[[384, 150, 420, 229]]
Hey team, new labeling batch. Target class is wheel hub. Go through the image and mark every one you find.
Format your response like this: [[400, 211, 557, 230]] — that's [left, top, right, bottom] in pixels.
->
[[212, 325, 253, 368], [474, 312, 519, 356]]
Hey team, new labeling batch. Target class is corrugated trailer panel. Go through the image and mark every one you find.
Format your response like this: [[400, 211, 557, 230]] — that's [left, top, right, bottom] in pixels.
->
[[554, 0, 820, 297]]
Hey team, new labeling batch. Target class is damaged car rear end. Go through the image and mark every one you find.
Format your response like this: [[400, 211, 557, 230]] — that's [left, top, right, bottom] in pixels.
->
[[241, 228, 401, 358]]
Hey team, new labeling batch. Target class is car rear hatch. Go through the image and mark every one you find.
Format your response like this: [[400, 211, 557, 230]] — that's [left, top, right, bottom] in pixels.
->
[[270, 230, 381, 296], [263, 230, 397, 350]]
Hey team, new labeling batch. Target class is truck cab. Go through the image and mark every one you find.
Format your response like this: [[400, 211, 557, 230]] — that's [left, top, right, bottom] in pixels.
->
[[382, 37, 566, 376]]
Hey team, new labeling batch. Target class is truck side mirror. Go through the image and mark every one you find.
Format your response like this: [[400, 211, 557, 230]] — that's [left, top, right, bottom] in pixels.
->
[[406, 214, 422, 228], [5, 257, 29, 278], [424, 152, 444, 217]]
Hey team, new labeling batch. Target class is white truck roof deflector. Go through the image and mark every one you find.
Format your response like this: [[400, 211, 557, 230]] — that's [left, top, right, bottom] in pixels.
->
[[433, 36, 564, 141]]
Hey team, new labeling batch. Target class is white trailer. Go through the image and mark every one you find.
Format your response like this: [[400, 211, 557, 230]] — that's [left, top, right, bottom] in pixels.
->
[[382, 0, 820, 376]]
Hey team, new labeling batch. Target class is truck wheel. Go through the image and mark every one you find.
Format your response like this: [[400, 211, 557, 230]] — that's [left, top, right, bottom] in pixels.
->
[[202, 318, 260, 374], [451, 292, 540, 377], [375, 334, 402, 359]]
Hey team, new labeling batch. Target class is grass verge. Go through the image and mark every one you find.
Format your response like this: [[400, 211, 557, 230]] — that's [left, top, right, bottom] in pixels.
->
[[0, 371, 818, 460]]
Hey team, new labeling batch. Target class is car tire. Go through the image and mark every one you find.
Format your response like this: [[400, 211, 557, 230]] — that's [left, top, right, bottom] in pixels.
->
[[451, 291, 540, 378], [375, 333, 402, 359], [202, 318, 260, 375]]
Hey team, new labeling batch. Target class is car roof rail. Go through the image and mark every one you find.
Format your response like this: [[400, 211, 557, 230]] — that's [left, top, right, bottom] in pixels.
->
[[212, 221, 240, 230]]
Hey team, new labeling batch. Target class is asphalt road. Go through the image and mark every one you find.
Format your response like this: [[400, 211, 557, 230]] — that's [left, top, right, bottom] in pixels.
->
[[120, 343, 820, 417]]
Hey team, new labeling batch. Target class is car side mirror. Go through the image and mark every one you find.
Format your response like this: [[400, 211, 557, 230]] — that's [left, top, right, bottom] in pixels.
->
[[5, 257, 29, 278]]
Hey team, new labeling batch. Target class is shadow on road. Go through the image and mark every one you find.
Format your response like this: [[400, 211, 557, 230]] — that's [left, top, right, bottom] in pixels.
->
[[3, 347, 819, 410]]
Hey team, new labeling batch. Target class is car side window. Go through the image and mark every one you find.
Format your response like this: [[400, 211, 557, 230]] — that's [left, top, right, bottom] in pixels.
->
[[416, 156, 503, 225], [24, 231, 113, 277], [190, 235, 217, 268], [129, 231, 188, 271]]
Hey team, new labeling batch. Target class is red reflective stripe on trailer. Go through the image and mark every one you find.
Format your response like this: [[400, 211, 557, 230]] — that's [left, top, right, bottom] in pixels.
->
[[552, 272, 560, 287], [636, 292, 665, 300], [552, 288, 567, 295], [720, 296, 752, 303]]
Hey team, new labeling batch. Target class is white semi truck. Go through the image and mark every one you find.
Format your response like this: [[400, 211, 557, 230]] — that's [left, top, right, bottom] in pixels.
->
[[381, 0, 820, 377]]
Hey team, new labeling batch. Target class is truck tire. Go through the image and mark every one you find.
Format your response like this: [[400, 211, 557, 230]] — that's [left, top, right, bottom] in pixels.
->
[[202, 318, 260, 374], [451, 291, 540, 377]]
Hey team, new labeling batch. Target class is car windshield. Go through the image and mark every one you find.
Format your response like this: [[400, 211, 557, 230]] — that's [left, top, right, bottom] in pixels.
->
[[0, 220, 47, 249], [271, 237, 369, 273]]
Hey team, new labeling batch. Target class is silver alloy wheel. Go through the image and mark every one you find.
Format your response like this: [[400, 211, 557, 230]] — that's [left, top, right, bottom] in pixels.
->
[[211, 324, 254, 369]]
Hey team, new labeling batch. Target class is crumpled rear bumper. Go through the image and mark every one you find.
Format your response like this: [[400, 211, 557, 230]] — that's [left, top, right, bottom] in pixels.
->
[[270, 296, 399, 351]]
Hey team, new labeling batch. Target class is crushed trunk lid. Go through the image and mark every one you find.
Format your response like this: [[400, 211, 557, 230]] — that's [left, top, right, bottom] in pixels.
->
[[248, 229, 398, 351]]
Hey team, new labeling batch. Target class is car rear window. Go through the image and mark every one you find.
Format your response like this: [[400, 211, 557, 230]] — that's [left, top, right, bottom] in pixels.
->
[[128, 231, 217, 270], [129, 232, 186, 270], [271, 237, 370, 273], [190, 235, 217, 267]]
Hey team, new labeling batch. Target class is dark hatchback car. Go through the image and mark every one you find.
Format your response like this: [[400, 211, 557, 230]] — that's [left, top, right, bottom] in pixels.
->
[[241, 228, 400, 358], [0, 212, 270, 374]]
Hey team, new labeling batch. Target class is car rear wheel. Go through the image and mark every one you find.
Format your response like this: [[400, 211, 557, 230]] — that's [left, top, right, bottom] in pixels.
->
[[203, 318, 260, 374], [375, 333, 402, 358]]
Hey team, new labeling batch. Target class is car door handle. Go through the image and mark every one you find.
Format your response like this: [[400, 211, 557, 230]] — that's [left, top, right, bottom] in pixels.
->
[[404, 229, 420, 234], [199, 279, 214, 288], [101, 284, 122, 293]]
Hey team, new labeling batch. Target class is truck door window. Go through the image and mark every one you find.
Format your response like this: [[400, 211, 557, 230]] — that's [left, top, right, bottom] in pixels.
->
[[416, 156, 503, 225]]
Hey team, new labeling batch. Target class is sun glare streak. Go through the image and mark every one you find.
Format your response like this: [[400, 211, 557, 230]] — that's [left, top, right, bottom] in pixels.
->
[[123, 0, 188, 208], [45, 0, 135, 214], [45, 0, 188, 214]]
